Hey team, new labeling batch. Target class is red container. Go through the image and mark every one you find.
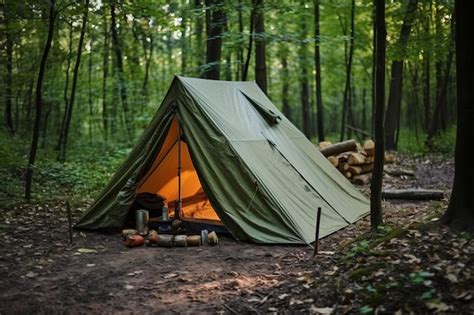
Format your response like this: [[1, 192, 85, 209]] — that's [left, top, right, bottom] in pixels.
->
[[124, 235, 145, 248]]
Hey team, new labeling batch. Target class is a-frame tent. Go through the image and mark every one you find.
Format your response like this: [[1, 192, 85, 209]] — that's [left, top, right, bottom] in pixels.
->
[[76, 76, 369, 244]]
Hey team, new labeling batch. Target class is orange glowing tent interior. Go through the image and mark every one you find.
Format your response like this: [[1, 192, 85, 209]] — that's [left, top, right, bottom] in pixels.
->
[[137, 118, 221, 224]]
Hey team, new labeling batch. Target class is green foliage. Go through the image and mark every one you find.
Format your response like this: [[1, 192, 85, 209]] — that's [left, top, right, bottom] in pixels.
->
[[429, 126, 456, 154], [409, 271, 434, 284]]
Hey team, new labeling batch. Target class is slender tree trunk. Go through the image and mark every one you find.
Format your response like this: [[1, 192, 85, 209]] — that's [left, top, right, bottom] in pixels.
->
[[237, 0, 244, 80], [194, 0, 204, 76], [314, 0, 324, 141], [25, 0, 56, 201], [371, 0, 376, 135], [370, 0, 386, 229], [299, 3, 311, 138], [110, 2, 133, 137], [88, 31, 93, 142], [102, 12, 109, 141], [242, 9, 254, 81], [4, 29, 14, 135], [384, 0, 418, 150], [280, 52, 291, 121], [203, 0, 226, 80], [141, 36, 153, 105], [59, 0, 89, 162], [57, 23, 73, 151], [339, 0, 355, 142], [362, 87, 367, 131], [181, 0, 188, 74], [441, 0, 474, 230], [253, 0, 267, 94]]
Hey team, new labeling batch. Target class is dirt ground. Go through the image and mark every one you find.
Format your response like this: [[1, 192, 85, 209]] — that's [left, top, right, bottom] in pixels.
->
[[2, 154, 472, 314]]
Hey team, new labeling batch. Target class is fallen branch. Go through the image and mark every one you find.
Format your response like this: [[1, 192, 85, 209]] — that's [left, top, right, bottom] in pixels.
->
[[382, 189, 444, 200], [385, 169, 415, 177]]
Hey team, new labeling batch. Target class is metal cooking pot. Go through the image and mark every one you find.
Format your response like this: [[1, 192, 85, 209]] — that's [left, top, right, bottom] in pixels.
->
[[135, 209, 149, 235]]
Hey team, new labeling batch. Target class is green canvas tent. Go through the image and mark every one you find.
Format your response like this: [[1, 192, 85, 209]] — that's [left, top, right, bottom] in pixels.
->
[[76, 76, 369, 244]]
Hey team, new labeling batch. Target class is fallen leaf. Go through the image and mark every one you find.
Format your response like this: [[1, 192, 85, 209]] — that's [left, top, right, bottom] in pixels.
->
[[163, 273, 178, 279], [77, 248, 97, 253], [26, 271, 37, 278], [278, 293, 289, 300], [86, 264, 95, 267], [310, 306, 334, 314], [124, 285, 134, 290], [425, 300, 450, 312], [445, 274, 458, 283]]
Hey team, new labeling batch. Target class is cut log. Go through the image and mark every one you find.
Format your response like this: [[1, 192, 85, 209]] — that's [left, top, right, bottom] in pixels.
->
[[382, 189, 444, 200], [337, 152, 350, 163], [363, 139, 375, 156], [348, 163, 373, 175], [319, 141, 332, 149], [385, 168, 415, 177], [365, 156, 374, 163], [338, 162, 350, 172], [348, 152, 366, 165], [352, 173, 372, 185], [344, 171, 352, 179], [320, 139, 357, 157], [327, 156, 339, 167]]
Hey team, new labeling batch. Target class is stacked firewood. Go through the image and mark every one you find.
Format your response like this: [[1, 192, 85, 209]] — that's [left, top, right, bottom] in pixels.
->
[[319, 139, 395, 185]]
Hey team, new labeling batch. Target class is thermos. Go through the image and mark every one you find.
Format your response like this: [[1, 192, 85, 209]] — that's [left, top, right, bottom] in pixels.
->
[[136, 209, 149, 235]]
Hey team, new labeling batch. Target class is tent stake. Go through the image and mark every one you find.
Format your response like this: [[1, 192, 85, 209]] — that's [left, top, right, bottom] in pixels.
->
[[313, 207, 322, 257]]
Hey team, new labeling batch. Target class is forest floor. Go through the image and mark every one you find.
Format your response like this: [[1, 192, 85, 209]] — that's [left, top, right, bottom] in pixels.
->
[[1, 154, 473, 314]]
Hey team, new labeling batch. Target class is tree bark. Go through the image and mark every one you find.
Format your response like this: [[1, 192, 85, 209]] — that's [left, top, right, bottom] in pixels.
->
[[59, 0, 89, 162], [195, 0, 205, 76], [299, 3, 311, 138], [242, 9, 254, 81], [442, 0, 474, 230], [25, 0, 56, 201], [422, 0, 432, 133], [253, 0, 267, 94], [203, 0, 226, 80], [57, 23, 73, 151], [384, 0, 418, 150], [110, 2, 133, 137], [237, 0, 244, 80], [314, 0, 324, 142], [280, 52, 291, 121], [370, 0, 386, 228], [4, 27, 14, 135], [339, 0, 355, 142], [102, 11, 109, 141]]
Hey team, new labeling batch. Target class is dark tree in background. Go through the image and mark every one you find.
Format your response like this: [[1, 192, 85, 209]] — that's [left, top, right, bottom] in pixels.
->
[[252, 0, 267, 94], [384, 0, 417, 150], [370, 0, 386, 228], [25, 0, 56, 200], [203, 0, 226, 80], [441, 0, 474, 230], [314, 0, 325, 142]]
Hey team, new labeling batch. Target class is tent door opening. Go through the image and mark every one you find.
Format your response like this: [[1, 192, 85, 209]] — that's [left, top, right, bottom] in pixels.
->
[[136, 117, 222, 226]]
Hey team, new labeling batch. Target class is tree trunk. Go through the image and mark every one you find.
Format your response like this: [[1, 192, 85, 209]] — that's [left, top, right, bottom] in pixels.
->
[[25, 0, 56, 201], [370, 0, 386, 228], [59, 0, 89, 162], [4, 28, 14, 135], [102, 11, 109, 141], [371, 0, 376, 135], [57, 23, 73, 151], [422, 0, 432, 133], [203, 0, 226, 80], [384, 0, 418, 150], [314, 0, 324, 142], [110, 2, 133, 138], [180, 0, 188, 74], [441, 1, 474, 230], [299, 3, 311, 138], [280, 52, 291, 120], [242, 9, 254, 81], [339, 0, 355, 142], [253, 0, 267, 94], [195, 0, 204, 76], [237, 0, 244, 80]]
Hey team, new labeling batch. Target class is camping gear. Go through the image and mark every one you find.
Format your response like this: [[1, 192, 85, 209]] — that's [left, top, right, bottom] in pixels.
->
[[201, 229, 208, 245], [135, 210, 149, 235], [174, 235, 187, 247], [148, 230, 159, 244], [125, 235, 144, 248], [207, 231, 218, 245], [75, 76, 369, 244], [156, 234, 174, 247], [131, 192, 165, 218], [122, 229, 138, 240], [186, 235, 201, 246], [162, 206, 169, 221]]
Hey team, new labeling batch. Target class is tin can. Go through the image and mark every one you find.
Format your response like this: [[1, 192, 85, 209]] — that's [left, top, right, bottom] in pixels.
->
[[136, 209, 149, 235]]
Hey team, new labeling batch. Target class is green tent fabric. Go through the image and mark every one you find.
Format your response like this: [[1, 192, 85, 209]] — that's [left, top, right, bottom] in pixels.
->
[[75, 76, 369, 244]]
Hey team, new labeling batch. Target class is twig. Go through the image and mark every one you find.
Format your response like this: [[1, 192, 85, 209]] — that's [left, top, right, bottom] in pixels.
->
[[313, 207, 322, 257]]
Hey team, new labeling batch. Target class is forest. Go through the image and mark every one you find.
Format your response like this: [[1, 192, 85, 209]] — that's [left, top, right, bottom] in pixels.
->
[[1, 0, 473, 313]]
